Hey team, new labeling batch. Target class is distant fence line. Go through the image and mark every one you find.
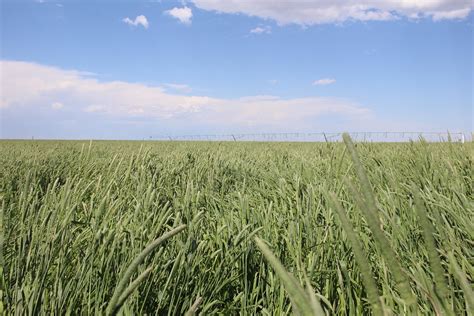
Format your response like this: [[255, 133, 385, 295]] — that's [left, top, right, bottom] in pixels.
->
[[148, 132, 468, 143]]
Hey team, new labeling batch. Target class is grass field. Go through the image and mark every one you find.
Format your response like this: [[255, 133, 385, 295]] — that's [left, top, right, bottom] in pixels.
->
[[1, 137, 473, 315]]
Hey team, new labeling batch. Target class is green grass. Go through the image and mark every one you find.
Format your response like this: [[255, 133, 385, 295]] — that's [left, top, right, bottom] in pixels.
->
[[1, 138, 473, 315]]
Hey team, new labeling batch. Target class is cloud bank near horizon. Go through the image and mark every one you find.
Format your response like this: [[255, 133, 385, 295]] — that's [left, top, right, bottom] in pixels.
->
[[1, 60, 374, 138]]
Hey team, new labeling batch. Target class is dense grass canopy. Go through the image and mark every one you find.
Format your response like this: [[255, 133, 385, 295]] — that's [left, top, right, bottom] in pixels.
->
[[1, 139, 473, 315]]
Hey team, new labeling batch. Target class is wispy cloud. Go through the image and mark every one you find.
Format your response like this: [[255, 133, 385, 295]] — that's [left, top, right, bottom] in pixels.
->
[[165, 7, 193, 25], [431, 8, 472, 21], [51, 102, 63, 110], [122, 15, 149, 29], [250, 25, 271, 34], [164, 83, 193, 93], [313, 78, 336, 86], [1, 60, 371, 132]]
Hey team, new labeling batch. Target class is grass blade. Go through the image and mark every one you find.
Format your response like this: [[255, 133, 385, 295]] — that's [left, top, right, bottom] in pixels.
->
[[106, 224, 187, 315], [413, 188, 452, 314], [447, 252, 474, 314], [184, 296, 203, 316], [255, 237, 324, 315], [328, 192, 383, 316], [342, 133, 417, 309], [113, 267, 153, 314]]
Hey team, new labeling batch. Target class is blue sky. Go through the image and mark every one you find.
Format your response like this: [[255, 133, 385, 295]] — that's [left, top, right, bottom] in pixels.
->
[[1, 0, 473, 139]]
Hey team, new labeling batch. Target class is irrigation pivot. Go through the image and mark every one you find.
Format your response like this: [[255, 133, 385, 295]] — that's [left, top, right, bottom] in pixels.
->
[[149, 131, 467, 142]]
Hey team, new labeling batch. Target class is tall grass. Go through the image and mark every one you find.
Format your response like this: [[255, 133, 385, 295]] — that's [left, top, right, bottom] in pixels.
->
[[1, 139, 472, 314]]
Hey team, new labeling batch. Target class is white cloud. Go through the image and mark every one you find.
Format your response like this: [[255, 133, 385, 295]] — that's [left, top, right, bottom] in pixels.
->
[[313, 78, 336, 86], [431, 8, 472, 21], [250, 25, 271, 34], [122, 15, 149, 29], [165, 7, 193, 24], [0, 60, 371, 130], [84, 105, 104, 113], [51, 102, 63, 110], [164, 83, 193, 93], [190, 0, 473, 25]]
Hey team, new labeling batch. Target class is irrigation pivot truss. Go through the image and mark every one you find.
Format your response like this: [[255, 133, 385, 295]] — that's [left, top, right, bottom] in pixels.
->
[[149, 132, 467, 143]]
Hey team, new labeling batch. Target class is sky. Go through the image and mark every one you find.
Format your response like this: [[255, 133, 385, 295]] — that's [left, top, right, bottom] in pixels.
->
[[0, 0, 473, 139]]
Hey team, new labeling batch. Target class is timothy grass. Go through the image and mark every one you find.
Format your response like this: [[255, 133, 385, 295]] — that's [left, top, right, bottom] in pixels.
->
[[1, 139, 473, 315]]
